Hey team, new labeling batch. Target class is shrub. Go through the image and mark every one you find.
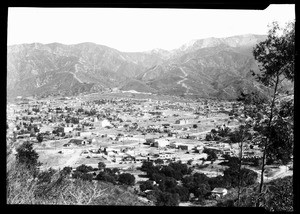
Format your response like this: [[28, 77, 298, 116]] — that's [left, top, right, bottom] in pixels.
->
[[162, 177, 177, 192], [169, 161, 191, 176], [171, 186, 189, 202], [95, 171, 117, 184], [98, 162, 106, 170], [140, 180, 154, 192], [140, 161, 157, 176], [154, 159, 164, 165], [208, 176, 226, 189], [75, 164, 93, 174], [223, 166, 257, 188], [118, 173, 135, 186], [150, 173, 166, 183], [195, 183, 211, 199], [160, 165, 182, 180], [61, 167, 72, 176], [37, 168, 57, 184], [203, 148, 218, 161], [72, 171, 93, 181], [205, 134, 213, 141], [187, 159, 193, 165], [36, 133, 44, 143], [155, 191, 180, 206]]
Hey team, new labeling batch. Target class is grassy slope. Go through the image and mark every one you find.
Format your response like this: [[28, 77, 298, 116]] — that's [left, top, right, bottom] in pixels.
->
[[6, 162, 150, 205]]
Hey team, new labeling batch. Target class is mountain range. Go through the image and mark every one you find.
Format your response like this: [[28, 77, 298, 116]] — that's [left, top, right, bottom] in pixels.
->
[[7, 34, 271, 100]]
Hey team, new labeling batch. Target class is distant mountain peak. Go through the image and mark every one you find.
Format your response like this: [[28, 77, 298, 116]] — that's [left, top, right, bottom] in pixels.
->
[[172, 34, 266, 54]]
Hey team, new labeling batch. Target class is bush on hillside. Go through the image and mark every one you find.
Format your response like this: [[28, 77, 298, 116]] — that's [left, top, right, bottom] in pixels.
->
[[118, 173, 135, 186]]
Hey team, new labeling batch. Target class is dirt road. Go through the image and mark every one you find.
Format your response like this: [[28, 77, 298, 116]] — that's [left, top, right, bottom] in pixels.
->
[[177, 67, 190, 95]]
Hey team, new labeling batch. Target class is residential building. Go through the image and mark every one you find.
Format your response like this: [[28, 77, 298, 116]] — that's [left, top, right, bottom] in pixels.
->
[[211, 188, 228, 198]]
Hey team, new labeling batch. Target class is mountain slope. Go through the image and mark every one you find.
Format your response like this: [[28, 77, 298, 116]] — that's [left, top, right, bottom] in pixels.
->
[[138, 41, 267, 99], [7, 34, 270, 99]]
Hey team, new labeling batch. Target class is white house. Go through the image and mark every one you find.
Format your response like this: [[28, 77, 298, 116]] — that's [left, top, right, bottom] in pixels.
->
[[102, 119, 113, 128], [195, 145, 204, 153], [198, 153, 208, 160], [64, 127, 73, 134], [80, 131, 92, 138], [211, 188, 228, 198], [153, 139, 170, 148], [91, 138, 97, 144], [158, 153, 175, 160], [175, 119, 189, 125]]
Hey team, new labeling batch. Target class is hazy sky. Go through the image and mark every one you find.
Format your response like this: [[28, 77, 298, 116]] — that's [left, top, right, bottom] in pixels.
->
[[7, 5, 295, 52]]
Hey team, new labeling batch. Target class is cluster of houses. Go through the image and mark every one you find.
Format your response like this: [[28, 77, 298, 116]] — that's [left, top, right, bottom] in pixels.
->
[[7, 95, 262, 157]]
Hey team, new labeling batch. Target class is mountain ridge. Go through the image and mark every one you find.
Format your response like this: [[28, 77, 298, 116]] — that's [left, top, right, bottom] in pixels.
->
[[7, 34, 270, 100]]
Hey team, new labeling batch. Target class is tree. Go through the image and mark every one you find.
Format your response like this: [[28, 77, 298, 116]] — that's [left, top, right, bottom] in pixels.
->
[[37, 168, 57, 184], [223, 165, 257, 189], [72, 171, 93, 181], [75, 164, 93, 174], [16, 141, 40, 169], [195, 183, 211, 200], [265, 99, 294, 165], [151, 173, 166, 184], [61, 166, 72, 177], [182, 173, 210, 197], [140, 180, 154, 192], [171, 186, 189, 202], [154, 158, 164, 165], [168, 161, 191, 176], [237, 176, 293, 211], [228, 124, 252, 206], [140, 161, 155, 174], [163, 177, 177, 192], [95, 172, 116, 184], [36, 133, 43, 143], [160, 166, 178, 180], [118, 173, 135, 186], [251, 21, 294, 206], [97, 162, 106, 171], [258, 176, 293, 211], [187, 159, 193, 165], [155, 191, 180, 206], [182, 175, 195, 192], [203, 148, 217, 162], [208, 176, 226, 190]]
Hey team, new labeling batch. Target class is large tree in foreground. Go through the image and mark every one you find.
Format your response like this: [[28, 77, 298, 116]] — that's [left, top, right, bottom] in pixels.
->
[[228, 124, 252, 206], [15, 141, 40, 170], [251, 21, 294, 206]]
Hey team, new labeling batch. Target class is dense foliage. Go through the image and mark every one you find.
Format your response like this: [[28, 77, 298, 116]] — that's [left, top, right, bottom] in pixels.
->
[[118, 173, 135, 186], [205, 125, 231, 141], [139, 159, 258, 205], [202, 148, 218, 162], [15, 141, 40, 171], [218, 176, 293, 211]]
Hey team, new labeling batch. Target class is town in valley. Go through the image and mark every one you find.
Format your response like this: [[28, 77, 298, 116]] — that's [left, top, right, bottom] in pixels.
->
[[6, 90, 293, 206]]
